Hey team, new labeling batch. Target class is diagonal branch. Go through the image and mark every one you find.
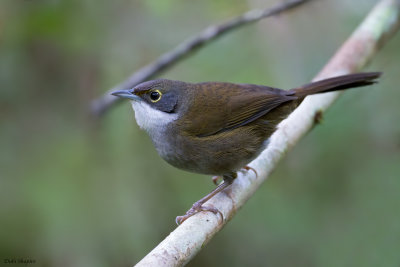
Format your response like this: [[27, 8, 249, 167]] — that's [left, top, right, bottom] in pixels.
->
[[90, 0, 311, 116], [135, 0, 400, 266]]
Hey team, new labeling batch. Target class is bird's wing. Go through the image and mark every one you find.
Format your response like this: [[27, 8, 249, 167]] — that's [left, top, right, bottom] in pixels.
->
[[180, 82, 297, 137]]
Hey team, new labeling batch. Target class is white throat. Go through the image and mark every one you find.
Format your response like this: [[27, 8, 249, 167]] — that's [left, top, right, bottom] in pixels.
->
[[130, 101, 178, 134]]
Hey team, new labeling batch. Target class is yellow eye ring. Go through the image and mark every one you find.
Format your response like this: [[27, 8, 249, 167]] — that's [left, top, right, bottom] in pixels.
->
[[149, 90, 162, 103]]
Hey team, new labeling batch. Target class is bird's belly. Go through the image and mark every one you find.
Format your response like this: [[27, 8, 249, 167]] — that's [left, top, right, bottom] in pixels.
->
[[153, 127, 271, 176]]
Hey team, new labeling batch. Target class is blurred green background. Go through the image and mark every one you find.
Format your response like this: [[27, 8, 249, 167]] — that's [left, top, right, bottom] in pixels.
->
[[1, 0, 399, 266]]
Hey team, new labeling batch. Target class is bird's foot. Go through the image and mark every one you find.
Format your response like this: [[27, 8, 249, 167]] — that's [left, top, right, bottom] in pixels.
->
[[241, 166, 258, 178], [176, 173, 236, 225], [176, 202, 222, 225]]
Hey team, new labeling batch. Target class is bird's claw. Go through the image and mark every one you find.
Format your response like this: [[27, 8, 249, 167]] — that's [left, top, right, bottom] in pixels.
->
[[176, 203, 223, 225], [211, 176, 222, 185], [241, 166, 258, 178]]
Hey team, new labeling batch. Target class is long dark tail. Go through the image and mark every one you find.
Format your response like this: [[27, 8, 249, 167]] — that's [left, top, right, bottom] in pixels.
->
[[290, 72, 381, 98]]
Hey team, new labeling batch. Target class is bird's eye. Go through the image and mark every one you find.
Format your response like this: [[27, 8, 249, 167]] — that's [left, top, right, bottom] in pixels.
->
[[150, 90, 162, 102]]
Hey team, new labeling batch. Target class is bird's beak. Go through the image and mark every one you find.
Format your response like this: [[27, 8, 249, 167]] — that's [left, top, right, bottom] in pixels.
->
[[111, 89, 141, 101]]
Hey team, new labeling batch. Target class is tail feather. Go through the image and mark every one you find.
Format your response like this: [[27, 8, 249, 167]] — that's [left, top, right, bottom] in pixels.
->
[[291, 72, 381, 98]]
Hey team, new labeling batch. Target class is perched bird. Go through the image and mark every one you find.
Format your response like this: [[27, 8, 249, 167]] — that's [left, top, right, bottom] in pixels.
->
[[112, 72, 381, 224]]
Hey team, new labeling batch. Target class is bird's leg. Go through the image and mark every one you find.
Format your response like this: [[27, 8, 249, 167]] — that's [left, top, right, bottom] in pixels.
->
[[241, 166, 258, 178], [213, 166, 257, 185], [176, 173, 237, 225]]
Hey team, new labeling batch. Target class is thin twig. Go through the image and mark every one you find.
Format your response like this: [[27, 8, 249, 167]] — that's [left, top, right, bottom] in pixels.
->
[[90, 0, 311, 116], [135, 0, 400, 266]]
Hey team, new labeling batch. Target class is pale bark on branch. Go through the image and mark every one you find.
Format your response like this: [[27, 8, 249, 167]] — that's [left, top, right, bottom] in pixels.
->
[[135, 0, 400, 266], [90, 0, 310, 116]]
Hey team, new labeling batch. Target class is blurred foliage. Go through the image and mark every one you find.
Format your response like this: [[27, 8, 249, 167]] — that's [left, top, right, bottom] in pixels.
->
[[1, 0, 400, 266]]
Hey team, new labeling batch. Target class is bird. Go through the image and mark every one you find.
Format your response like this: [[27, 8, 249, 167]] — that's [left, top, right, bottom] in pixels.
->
[[112, 72, 381, 224]]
